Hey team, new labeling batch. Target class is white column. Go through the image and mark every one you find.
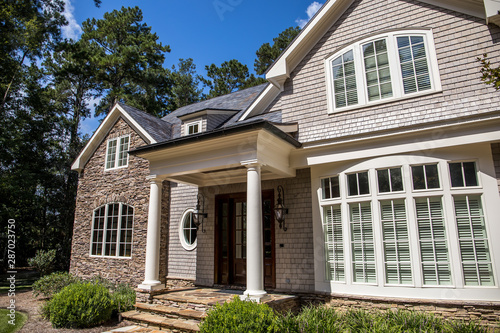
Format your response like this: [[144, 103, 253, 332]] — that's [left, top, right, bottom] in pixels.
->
[[138, 176, 165, 290], [242, 161, 266, 300]]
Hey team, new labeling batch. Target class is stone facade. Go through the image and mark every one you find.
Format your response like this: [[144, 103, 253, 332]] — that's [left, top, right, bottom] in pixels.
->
[[299, 293, 500, 330], [195, 168, 315, 293], [70, 117, 169, 286], [266, 0, 500, 144]]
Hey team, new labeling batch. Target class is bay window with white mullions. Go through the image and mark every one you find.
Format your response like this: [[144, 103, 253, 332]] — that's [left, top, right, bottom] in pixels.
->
[[91, 203, 134, 258], [325, 30, 441, 113], [105, 135, 130, 170], [319, 158, 496, 295]]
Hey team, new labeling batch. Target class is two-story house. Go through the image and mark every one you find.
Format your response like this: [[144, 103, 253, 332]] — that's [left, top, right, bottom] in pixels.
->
[[70, 0, 500, 317]]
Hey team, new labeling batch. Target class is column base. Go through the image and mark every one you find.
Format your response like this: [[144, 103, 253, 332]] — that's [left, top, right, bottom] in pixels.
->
[[241, 289, 267, 302], [138, 281, 165, 291]]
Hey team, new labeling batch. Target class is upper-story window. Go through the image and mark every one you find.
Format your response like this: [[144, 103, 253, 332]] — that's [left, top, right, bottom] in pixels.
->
[[185, 120, 202, 136], [105, 135, 130, 170], [325, 30, 441, 113]]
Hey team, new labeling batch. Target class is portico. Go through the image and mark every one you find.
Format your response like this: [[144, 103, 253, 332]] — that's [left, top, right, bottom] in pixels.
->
[[131, 120, 301, 299]]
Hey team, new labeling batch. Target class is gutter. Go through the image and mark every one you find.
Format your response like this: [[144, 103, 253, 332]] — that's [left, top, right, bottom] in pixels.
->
[[129, 119, 302, 156]]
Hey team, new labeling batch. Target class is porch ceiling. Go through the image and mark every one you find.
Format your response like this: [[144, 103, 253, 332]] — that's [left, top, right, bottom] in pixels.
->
[[129, 120, 301, 187]]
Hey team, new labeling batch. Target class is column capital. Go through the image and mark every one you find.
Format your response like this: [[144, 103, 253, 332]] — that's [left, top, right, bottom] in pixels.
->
[[146, 175, 163, 184], [241, 159, 264, 169]]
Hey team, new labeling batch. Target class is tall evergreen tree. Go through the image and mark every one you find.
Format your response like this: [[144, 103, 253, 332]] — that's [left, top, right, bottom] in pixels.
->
[[254, 26, 301, 75], [81, 6, 172, 117], [200, 59, 266, 99], [0, 0, 66, 110], [168, 58, 202, 111]]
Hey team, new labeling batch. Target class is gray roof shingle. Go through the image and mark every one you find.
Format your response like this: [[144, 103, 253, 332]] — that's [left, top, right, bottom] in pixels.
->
[[118, 102, 172, 142], [162, 84, 269, 139]]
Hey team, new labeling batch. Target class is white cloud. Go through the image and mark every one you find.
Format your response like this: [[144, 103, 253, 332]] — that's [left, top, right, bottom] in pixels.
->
[[61, 0, 82, 40], [296, 2, 324, 29]]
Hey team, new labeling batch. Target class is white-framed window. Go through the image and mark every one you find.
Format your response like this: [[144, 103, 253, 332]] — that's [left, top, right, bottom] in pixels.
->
[[320, 159, 494, 289], [91, 203, 134, 258], [449, 161, 479, 188], [184, 120, 202, 136], [325, 29, 441, 113], [453, 195, 494, 286], [179, 209, 197, 251], [105, 135, 130, 170]]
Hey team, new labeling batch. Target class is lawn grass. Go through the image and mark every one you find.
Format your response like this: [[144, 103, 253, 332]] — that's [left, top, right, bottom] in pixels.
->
[[0, 309, 28, 333]]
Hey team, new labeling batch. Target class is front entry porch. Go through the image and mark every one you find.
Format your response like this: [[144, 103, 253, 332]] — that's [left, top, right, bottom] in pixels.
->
[[130, 121, 302, 300], [123, 288, 300, 332]]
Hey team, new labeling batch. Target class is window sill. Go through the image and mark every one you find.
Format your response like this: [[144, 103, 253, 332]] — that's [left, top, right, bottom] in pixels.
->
[[327, 89, 443, 115], [89, 254, 133, 260]]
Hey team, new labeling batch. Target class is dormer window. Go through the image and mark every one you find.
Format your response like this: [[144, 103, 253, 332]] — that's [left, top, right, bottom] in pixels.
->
[[325, 30, 441, 113], [186, 120, 202, 135], [105, 135, 130, 170]]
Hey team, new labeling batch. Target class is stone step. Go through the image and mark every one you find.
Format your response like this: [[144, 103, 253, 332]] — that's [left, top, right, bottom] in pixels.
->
[[121, 310, 200, 332], [135, 302, 206, 320]]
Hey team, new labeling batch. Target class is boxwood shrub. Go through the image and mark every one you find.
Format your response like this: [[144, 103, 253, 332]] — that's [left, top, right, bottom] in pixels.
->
[[199, 296, 275, 333], [44, 282, 113, 328], [32, 271, 82, 298]]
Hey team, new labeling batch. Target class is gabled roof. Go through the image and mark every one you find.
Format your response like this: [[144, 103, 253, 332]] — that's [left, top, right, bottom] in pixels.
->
[[239, 0, 498, 121], [71, 103, 171, 172]]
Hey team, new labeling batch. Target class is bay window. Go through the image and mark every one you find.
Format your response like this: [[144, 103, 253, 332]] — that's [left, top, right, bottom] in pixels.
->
[[320, 160, 495, 289]]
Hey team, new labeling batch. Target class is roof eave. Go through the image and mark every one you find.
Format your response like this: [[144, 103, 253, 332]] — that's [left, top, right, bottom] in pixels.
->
[[129, 119, 302, 157]]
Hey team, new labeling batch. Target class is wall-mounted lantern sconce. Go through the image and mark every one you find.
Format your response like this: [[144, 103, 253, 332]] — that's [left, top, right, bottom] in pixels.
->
[[274, 185, 288, 231], [192, 194, 207, 233]]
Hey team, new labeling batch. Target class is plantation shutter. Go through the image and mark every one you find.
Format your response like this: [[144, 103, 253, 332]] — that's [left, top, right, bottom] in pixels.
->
[[381, 200, 412, 284], [415, 197, 452, 285], [324, 205, 344, 281], [350, 202, 376, 283], [454, 196, 494, 286]]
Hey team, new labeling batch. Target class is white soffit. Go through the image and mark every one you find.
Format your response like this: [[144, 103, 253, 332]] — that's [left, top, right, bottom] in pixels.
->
[[71, 104, 157, 172]]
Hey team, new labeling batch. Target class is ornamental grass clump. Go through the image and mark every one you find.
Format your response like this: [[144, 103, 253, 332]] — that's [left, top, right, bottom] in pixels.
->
[[43, 282, 113, 328]]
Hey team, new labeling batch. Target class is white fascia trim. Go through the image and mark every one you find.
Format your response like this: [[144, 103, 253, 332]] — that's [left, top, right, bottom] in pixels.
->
[[266, 0, 354, 89], [71, 104, 157, 172], [484, 0, 500, 24], [418, 0, 485, 19], [239, 84, 281, 121]]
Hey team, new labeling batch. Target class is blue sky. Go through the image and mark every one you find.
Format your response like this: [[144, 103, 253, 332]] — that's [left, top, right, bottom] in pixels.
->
[[63, 0, 324, 135]]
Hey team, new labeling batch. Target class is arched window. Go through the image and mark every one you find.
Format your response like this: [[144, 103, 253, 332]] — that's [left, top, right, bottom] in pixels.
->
[[90, 203, 134, 258], [179, 209, 197, 251], [325, 29, 441, 113]]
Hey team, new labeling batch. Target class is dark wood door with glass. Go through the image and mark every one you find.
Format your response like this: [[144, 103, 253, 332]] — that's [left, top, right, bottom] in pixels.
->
[[215, 190, 275, 288]]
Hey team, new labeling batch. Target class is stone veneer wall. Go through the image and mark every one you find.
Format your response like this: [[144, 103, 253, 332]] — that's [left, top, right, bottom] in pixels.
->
[[492, 143, 500, 195], [195, 168, 314, 293], [299, 293, 500, 330], [70, 117, 169, 286], [167, 182, 198, 280]]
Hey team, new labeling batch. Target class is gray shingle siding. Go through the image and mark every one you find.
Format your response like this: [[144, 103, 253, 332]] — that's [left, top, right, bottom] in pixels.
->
[[266, 0, 500, 143]]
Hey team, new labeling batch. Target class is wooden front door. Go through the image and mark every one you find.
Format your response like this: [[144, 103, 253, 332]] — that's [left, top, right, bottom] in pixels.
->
[[215, 190, 275, 288]]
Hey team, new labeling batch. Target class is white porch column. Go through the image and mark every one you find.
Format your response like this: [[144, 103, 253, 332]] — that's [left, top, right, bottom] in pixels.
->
[[138, 176, 165, 290], [242, 160, 266, 300]]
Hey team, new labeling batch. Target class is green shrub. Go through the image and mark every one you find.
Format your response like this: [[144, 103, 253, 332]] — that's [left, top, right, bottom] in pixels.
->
[[111, 283, 136, 313], [44, 282, 113, 328], [199, 296, 276, 333], [28, 249, 56, 276], [294, 305, 343, 332], [32, 271, 82, 298]]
